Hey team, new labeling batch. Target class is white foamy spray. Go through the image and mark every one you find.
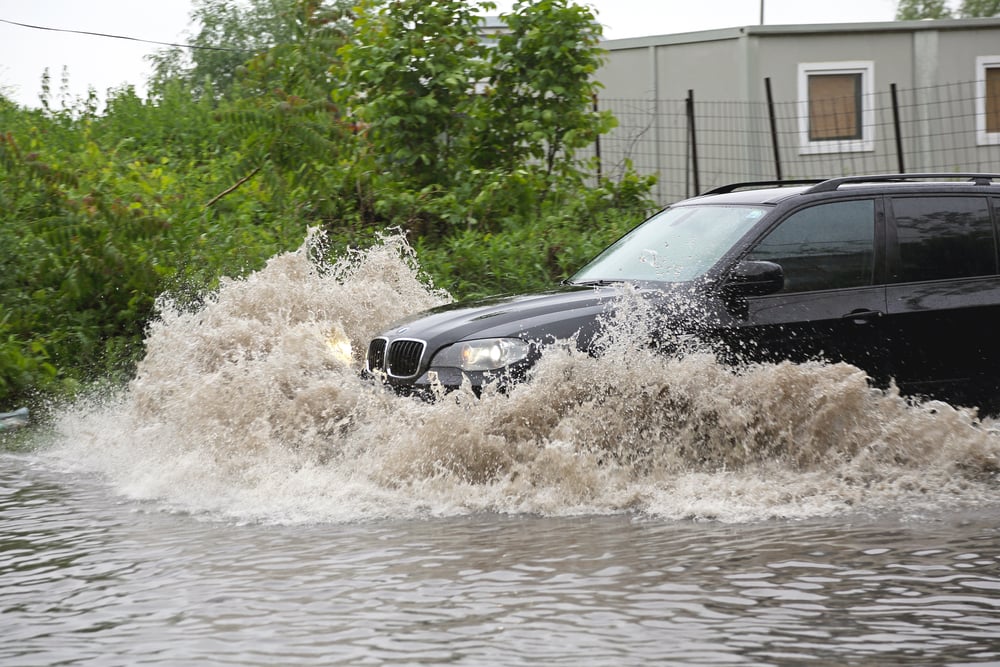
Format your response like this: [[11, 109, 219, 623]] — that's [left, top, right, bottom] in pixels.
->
[[47, 232, 1000, 523]]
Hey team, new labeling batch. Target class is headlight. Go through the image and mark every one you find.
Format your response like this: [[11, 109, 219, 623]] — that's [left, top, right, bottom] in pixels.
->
[[431, 338, 530, 372], [326, 327, 354, 366]]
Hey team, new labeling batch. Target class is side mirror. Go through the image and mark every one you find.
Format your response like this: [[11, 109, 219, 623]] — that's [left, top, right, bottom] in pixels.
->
[[725, 260, 784, 297]]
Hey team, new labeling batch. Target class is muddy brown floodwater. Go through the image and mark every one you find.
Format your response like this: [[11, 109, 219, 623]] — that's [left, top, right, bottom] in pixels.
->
[[3, 233, 999, 665]]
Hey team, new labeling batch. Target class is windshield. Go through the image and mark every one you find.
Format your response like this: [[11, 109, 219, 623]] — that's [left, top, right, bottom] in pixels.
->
[[570, 204, 769, 284]]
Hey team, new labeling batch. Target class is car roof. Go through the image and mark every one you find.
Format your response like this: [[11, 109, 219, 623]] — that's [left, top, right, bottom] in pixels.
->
[[676, 173, 1000, 207], [680, 186, 809, 206]]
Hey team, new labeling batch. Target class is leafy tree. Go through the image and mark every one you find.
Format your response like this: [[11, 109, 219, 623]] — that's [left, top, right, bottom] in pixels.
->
[[336, 0, 644, 238], [896, 0, 953, 19], [338, 0, 494, 189], [149, 0, 353, 100], [958, 0, 1000, 16], [149, 1, 360, 233], [484, 0, 612, 178], [0, 0, 655, 409], [229, 0, 353, 100], [895, 0, 1000, 21], [213, 0, 356, 220]]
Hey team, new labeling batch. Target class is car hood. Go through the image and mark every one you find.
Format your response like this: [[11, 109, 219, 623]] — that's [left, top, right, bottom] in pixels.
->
[[377, 282, 707, 358], [385, 286, 605, 345]]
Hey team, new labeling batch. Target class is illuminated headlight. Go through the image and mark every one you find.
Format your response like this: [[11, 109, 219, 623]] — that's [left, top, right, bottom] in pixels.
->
[[326, 327, 354, 366], [431, 338, 530, 372]]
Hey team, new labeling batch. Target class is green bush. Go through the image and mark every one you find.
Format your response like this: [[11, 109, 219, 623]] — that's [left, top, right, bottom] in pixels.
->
[[0, 0, 657, 408]]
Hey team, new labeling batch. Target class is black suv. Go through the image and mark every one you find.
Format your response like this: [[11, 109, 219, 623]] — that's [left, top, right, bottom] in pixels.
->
[[366, 173, 1000, 409]]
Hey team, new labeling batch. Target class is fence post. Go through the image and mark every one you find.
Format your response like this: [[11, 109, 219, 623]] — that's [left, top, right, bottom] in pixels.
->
[[890, 83, 905, 174], [593, 93, 602, 181], [686, 89, 700, 195], [765, 77, 782, 181]]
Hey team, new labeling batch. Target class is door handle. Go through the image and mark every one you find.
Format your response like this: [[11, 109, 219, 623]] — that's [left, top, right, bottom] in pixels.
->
[[842, 309, 883, 324]]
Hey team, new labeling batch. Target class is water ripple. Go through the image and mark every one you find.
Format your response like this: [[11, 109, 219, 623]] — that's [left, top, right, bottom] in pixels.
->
[[3, 459, 1000, 665]]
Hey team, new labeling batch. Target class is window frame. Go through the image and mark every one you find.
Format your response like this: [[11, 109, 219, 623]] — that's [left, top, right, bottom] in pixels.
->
[[886, 194, 999, 284], [797, 61, 875, 155], [975, 55, 1000, 146], [744, 198, 879, 294]]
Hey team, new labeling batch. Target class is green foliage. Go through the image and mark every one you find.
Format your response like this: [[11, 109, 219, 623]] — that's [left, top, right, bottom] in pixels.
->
[[415, 170, 655, 298], [0, 314, 62, 399], [339, 0, 494, 188], [0, 0, 655, 410], [894, 0, 1000, 19], [896, 0, 952, 19], [958, 0, 1000, 16], [335, 0, 648, 241], [149, 0, 354, 100], [485, 0, 612, 176], [0, 84, 310, 406]]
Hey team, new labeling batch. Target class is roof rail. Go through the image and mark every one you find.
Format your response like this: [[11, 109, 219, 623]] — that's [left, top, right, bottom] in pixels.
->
[[701, 178, 824, 195], [805, 173, 1000, 194]]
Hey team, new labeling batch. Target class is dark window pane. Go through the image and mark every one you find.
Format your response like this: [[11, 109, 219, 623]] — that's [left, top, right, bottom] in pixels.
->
[[892, 197, 996, 283], [988, 66, 1000, 134], [808, 73, 862, 141], [747, 200, 875, 293]]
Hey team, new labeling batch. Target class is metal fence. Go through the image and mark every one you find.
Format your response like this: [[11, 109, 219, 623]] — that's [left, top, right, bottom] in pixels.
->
[[594, 79, 1000, 206]]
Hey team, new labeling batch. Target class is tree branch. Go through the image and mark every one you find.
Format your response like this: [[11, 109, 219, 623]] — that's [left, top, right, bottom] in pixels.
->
[[204, 166, 261, 209]]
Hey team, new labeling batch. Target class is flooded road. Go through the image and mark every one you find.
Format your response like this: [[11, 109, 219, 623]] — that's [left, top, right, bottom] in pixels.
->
[[4, 459, 1000, 666], [4, 234, 1000, 665]]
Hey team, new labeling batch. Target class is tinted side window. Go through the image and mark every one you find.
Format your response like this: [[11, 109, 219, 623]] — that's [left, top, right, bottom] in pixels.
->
[[745, 199, 875, 293], [891, 196, 996, 283]]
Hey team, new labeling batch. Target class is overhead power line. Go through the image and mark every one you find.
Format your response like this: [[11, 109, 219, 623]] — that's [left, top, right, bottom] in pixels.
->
[[0, 17, 246, 53]]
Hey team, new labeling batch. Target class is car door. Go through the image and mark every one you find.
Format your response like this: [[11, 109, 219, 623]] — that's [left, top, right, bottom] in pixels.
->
[[717, 198, 890, 383], [883, 194, 1000, 403]]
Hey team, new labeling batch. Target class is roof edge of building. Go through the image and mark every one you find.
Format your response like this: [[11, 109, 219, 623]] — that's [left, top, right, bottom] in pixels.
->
[[600, 16, 1000, 49]]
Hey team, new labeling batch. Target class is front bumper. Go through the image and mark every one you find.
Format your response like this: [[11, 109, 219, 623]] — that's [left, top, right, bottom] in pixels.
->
[[364, 362, 533, 397]]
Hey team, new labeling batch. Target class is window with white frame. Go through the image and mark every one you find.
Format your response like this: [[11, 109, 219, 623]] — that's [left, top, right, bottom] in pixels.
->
[[797, 61, 875, 154], [976, 55, 1000, 145]]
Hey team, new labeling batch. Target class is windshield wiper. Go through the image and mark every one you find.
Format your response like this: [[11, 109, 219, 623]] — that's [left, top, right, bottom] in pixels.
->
[[566, 279, 618, 287]]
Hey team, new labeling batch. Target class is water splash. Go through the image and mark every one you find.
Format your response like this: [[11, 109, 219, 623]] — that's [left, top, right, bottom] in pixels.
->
[[47, 232, 1000, 523]]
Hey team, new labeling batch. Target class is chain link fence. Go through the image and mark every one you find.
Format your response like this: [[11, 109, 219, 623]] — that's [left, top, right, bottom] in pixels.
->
[[594, 79, 1000, 206]]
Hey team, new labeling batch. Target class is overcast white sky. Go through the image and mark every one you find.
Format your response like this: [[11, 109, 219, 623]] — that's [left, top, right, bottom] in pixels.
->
[[0, 0, 903, 109]]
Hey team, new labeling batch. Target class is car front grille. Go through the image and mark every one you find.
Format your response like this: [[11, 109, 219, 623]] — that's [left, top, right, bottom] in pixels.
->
[[386, 339, 425, 377], [367, 337, 426, 378], [367, 339, 387, 373]]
